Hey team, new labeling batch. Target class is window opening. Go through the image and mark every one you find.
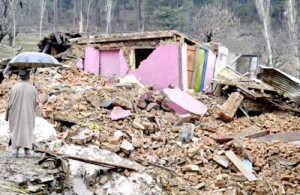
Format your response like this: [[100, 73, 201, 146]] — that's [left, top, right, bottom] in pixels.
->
[[134, 48, 155, 69]]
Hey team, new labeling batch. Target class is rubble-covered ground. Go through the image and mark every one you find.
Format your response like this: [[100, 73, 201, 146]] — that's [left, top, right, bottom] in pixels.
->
[[0, 65, 299, 195]]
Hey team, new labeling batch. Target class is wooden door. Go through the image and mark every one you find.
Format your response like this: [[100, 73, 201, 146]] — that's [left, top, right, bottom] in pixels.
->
[[187, 46, 196, 89]]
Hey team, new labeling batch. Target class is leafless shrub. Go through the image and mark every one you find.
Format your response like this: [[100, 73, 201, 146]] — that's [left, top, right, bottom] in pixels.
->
[[190, 2, 240, 42]]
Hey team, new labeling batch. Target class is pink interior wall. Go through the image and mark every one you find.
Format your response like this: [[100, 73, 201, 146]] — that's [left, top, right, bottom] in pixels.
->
[[76, 59, 83, 69], [129, 43, 179, 90], [119, 50, 129, 77], [100, 50, 120, 76], [84, 47, 100, 75], [181, 43, 188, 92], [203, 50, 216, 92]]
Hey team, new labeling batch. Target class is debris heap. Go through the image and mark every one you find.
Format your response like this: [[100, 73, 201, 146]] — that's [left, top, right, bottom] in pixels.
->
[[0, 65, 299, 195]]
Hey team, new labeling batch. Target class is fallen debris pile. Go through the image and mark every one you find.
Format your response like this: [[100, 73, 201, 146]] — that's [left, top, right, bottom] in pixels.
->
[[0, 148, 70, 194], [0, 64, 299, 194]]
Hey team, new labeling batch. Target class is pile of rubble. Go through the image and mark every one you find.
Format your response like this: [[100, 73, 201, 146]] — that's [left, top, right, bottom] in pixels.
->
[[0, 113, 69, 194], [0, 149, 71, 194], [0, 64, 299, 194]]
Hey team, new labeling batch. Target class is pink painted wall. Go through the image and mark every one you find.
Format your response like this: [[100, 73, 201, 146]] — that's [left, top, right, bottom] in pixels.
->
[[84, 47, 100, 75], [119, 50, 129, 77], [129, 44, 179, 90], [163, 87, 208, 116], [100, 50, 120, 76], [203, 50, 216, 92], [181, 43, 188, 92]]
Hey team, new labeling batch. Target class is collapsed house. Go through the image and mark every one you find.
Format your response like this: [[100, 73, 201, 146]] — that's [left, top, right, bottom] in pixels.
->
[[39, 31, 241, 92], [37, 31, 300, 115]]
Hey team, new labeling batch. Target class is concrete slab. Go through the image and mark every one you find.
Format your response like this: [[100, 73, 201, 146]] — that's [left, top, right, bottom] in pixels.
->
[[163, 87, 207, 116]]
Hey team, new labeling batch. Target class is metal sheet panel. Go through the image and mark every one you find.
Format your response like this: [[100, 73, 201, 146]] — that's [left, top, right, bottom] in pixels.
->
[[260, 66, 300, 98]]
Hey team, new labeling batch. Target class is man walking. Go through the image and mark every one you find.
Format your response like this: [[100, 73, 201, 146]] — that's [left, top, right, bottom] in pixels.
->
[[5, 69, 38, 157]]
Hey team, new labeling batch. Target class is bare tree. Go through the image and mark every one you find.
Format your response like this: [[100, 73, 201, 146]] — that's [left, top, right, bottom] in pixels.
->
[[79, 0, 83, 33], [106, 0, 115, 33], [285, 0, 299, 76], [39, 0, 47, 39], [0, 0, 10, 43], [53, 0, 59, 32], [254, 0, 273, 67], [190, 2, 240, 42], [8, 0, 17, 47]]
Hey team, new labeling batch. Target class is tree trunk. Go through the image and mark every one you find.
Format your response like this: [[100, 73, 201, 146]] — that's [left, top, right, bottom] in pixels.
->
[[141, 0, 144, 31], [85, 0, 92, 32], [106, 0, 114, 34], [123, 1, 127, 31], [95, 0, 102, 31], [135, 0, 143, 32], [73, 0, 76, 30], [53, 0, 58, 32], [9, 0, 16, 47], [39, 0, 47, 39], [286, 0, 299, 77], [115, 2, 120, 32], [254, 0, 273, 67], [0, 33, 8, 44], [79, 0, 83, 33], [28, 0, 32, 20]]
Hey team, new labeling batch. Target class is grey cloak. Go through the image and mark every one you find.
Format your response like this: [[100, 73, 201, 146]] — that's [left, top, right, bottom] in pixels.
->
[[5, 81, 38, 149]]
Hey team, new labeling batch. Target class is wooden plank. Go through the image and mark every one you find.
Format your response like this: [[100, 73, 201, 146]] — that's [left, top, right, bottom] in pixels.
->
[[50, 47, 57, 56], [213, 137, 235, 144], [236, 125, 261, 137], [256, 130, 300, 142], [228, 54, 242, 67], [225, 151, 257, 182], [245, 130, 270, 139], [54, 32, 62, 44], [78, 32, 174, 44], [213, 127, 269, 144]]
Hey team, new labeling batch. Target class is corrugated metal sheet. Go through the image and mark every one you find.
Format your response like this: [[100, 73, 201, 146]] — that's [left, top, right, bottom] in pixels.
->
[[260, 66, 300, 99]]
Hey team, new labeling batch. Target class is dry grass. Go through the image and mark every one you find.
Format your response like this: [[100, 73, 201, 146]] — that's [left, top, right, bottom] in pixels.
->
[[0, 31, 50, 59]]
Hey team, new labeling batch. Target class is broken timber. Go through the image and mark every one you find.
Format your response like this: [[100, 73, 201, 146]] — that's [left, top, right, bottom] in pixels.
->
[[225, 151, 257, 182], [213, 125, 270, 144], [219, 92, 244, 122], [256, 130, 300, 142], [213, 67, 279, 100], [35, 148, 141, 172]]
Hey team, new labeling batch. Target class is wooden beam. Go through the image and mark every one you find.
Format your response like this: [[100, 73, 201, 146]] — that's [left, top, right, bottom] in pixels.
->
[[35, 148, 141, 172], [228, 54, 242, 67], [78, 32, 174, 44]]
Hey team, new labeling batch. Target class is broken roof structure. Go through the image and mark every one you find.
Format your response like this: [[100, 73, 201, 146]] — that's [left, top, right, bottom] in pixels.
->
[[260, 65, 300, 100], [78, 30, 200, 45]]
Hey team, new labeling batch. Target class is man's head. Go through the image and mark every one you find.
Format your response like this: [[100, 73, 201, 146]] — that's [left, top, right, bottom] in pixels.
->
[[19, 69, 30, 81]]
